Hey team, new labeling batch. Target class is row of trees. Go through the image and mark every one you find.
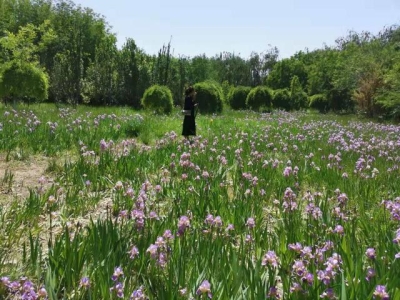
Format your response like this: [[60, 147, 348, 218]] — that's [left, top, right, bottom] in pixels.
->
[[0, 0, 279, 108], [1, 0, 400, 119]]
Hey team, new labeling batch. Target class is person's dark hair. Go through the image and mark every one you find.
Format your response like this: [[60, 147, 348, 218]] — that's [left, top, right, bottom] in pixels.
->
[[185, 86, 195, 96]]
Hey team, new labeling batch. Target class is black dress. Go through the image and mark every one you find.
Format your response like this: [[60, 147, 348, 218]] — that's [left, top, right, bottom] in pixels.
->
[[182, 96, 196, 136]]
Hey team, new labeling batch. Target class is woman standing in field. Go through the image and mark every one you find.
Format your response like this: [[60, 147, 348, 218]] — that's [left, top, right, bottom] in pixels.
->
[[182, 86, 197, 142]]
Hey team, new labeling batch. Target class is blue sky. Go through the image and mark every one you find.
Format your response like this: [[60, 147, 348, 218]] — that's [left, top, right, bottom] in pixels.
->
[[73, 0, 399, 59]]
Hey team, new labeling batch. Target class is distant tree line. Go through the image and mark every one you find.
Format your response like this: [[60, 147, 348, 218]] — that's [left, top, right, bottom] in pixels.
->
[[1, 0, 400, 119]]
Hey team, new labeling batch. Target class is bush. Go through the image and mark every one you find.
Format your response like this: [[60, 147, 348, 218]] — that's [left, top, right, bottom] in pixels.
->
[[227, 86, 251, 110], [273, 89, 292, 111], [309, 94, 329, 113], [221, 80, 234, 103], [292, 91, 308, 110], [141, 85, 173, 115], [0, 61, 49, 102], [246, 86, 273, 111], [193, 81, 224, 114], [290, 76, 308, 110]]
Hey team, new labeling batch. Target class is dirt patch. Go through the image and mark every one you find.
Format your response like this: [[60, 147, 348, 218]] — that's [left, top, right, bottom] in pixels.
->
[[0, 154, 55, 271], [0, 154, 53, 205]]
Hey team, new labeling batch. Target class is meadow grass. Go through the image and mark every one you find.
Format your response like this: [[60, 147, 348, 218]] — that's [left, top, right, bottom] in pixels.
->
[[0, 103, 399, 299]]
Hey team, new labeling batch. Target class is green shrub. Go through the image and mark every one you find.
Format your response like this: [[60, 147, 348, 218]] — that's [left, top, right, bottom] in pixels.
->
[[0, 61, 49, 102], [291, 91, 308, 110], [246, 86, 273, 111], [227, 86, 251, 110], [309, 94, 329, 113], [290, 76, 308, 110], [273, 88, 292, 111], [193, 81, 224, 114], [141, 85, 173, 115]]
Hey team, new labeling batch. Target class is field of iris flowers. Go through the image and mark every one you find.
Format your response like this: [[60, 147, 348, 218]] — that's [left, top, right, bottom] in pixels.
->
[[0, 104, 399, 299]]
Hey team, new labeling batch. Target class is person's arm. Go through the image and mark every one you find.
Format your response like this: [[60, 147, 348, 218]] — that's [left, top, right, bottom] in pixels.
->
[[192, 93, 198, 107]]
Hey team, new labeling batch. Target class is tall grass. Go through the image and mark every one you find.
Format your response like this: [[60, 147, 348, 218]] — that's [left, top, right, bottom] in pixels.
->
[[0, 104, 399, 299]]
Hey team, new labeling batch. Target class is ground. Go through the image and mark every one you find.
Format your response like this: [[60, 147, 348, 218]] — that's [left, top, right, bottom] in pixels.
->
[[0, 155, 52, 206]]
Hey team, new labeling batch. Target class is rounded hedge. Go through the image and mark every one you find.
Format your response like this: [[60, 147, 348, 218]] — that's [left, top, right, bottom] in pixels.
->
[[141, 85, 173, 115], [0, 61, 49, 101], [292, 91, 308, 110], [246, 86, 273, 111], [193, 81, 224, 114], [273, 88, 292, 111], [227, 86, 251, 110], [309, 94, 329, 113]]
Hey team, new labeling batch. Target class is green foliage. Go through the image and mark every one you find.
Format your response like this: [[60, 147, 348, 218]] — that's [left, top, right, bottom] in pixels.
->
[[227, 86, 251, 110], [212, 52, 252, 86], [246, 86, 273, 111], [306, 49, 339, 96], [0, 20, 56, 65], [266, 58, 307, 90], [0, 61, 48, 102], [47, 1, 116, 105], [351, 68, 384, 117], [191, 55, 217, 83], [272, 88, 292, 111], [221, 80, 233, 102], [249, 48, 279, 86], [332, 40, 386, 115], [193, 80, 224, 114], [309, 94, 329, 113], [0, 20, 53, 104], [81, 35, 118, 105], [141, 85, 173, 115], [290, 76, 308, 110], [116, 39, 151, 108], [376, 61, 400, 119], [51, 52, 74, 104]]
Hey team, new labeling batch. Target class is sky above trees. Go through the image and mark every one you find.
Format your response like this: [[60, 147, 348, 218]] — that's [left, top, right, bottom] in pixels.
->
[[73, 0, 399, 58]]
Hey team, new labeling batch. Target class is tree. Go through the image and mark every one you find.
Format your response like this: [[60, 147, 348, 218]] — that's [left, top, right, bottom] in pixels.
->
[[0, 19, 56, 64], [48, 0, 112, 105], [0, 20, 55, 104], [115, 39, 141, 106], [191, 54, 215, 83], [249, 47, 279, 86], [211, 52, 251, 86], [266, 58, 307, 90], [333, 39, 391, 114], [81, 34, 118, 105], [306, 48, 339, 96], [51, 51, 73, 104], [351, 66, 384, 117], [376, 61, 400, 119], [152, 40, 172, 86], [176, 55, 190, 104]]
